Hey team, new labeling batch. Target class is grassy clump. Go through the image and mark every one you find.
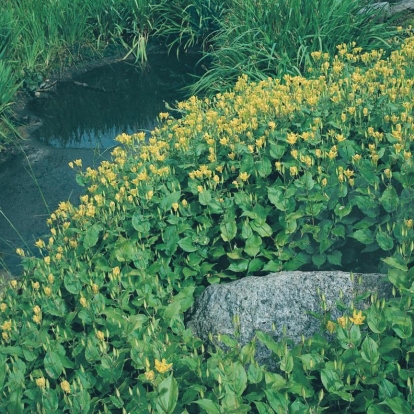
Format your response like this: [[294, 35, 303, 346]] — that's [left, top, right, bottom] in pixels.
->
[[2, 35, 414, 412], [189, 0, 403, 95]]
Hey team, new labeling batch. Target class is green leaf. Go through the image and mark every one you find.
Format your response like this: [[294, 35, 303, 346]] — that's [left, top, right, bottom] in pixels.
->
[[220, 220, 237, 242], [256, 331, 283, 355], [256, 157, 272, 178], [361, 336, 380, 364], [382, 257, 408, 272], [376, 230, 394, 251], [178, 237, 198, 252], [327, 250, 342, 266], [230, 362, 248, 396], [312, 253, 326, 268], [155, 374, 178, 414], [268, 187, 295, 211], [42, 388, 58, 412], [44, 351, 63, 379], [247, 363, 264, 384], [269, 142, 286, 159], [160, 191, 181, 212], [199, 190, 212, 206], [244, 234, 262, 257], [265, 389, 288, 413], [193, 399, 220, 414], [379, 186, 399, 213], [352, 229, 374, 245], [355, 195, 379, 218], [64, 273, 81, 295], [228, 259, 249, 272], [367, 305, 387, 334], [251, 220, 273, 237], [115, 238, 138, 262], [321, 368, 343, 392], [83, 224, 102, 249], [132, 213, 150, 234], [280, 353, 293, 374], [382, 397, 412, 414]]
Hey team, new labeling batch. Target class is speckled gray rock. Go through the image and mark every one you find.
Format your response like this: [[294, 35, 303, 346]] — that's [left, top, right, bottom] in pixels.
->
[[186, 271, 391, 367]]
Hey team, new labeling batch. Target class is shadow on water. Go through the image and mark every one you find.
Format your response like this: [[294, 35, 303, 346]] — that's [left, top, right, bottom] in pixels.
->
[[0, 52, 200, 274]]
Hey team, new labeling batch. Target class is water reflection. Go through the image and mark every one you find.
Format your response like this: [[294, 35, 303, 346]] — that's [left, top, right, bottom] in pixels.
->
[[28, 53, 198, 148]]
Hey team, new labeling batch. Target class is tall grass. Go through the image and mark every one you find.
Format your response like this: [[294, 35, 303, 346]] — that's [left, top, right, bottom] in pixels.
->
[[190, 0, 401, 95], [152, 0, 228, 55]]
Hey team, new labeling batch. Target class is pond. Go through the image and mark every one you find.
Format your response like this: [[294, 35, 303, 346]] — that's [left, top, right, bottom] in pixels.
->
[[0, 52, 199, 273]]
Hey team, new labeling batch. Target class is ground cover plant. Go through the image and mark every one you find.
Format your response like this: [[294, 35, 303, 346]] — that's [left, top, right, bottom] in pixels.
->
[[1, 34, 414, 412]]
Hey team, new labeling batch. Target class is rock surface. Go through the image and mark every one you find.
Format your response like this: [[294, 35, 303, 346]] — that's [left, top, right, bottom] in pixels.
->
[[186, 271, 391, 367]]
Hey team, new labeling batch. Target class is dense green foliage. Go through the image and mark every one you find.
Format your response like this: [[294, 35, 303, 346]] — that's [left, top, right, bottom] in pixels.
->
[[1, 34, 414, 412]]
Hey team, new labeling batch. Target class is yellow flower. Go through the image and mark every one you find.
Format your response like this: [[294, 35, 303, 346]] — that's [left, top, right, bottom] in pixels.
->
[[48, 274, 55, 284], [239, 172, 250, 182], [1, 320, 12, 331], [113, 267, 121, 277], [33, 305, 41, 315], [349, 309, 365, 325], [145, 370, 155, 381], [60, 380, 71, 394], [80, 297, 88, 308], [32, 281, 40, 290], [228, 152, 235, 160], [289, 166, 298, 176], [213, 175, 220, 183], [73, 159, 82, 167], [326, 321, 336, 333], [146, 190, 154, 200], [384, 168, 392, 179], [286, 132, 298, 145], [33, 315, 42, 324], [44, 256, 51, 265], [197, 185, 204, 193], [10, 280, 17, 289], [337, 316, 347, 328], [35, 239, 45, 249], [2, 332, 8, 341], [352, 154, 362, 162], [181, 199, 188, 207], [0, 303, 6, 312], [15, 248, 25, 257], [44, 287, 52, 296], [172, 202, 179, 212], [92, 284, 99, 294], [155, 358, 173, 374], [96, 331, 105, 341], [343, 169, 354, 179], [405, 219, 413, 229]]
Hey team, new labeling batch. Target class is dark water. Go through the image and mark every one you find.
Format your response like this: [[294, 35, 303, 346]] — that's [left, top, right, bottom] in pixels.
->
[[0, 52, 199, 274], [28, 53, 198, 148]]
